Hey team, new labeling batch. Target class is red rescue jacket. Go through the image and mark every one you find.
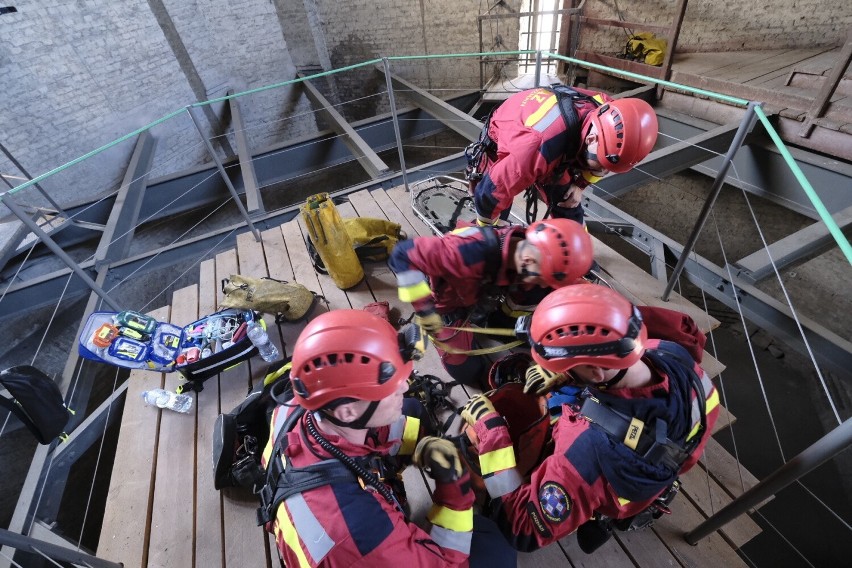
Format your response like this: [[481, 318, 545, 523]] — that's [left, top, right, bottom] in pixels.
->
[[472, 86, 612, 220], [262, 400, 475, 566]]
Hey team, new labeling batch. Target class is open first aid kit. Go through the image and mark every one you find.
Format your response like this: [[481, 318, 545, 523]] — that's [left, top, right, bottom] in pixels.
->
[[78, 308, 261, 393]]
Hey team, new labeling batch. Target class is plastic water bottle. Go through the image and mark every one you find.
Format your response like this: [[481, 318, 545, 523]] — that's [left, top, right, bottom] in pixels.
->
[[246, 321, 279, 362], [142, 388, 193, 413]]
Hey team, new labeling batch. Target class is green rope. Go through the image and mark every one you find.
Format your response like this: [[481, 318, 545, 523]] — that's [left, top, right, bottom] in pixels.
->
[[1, 108, 187, 197], [753, 105, 852, 266], [388, 50, 535, 61], [192, 58, 385, 107], [543, 52, 750, 107]]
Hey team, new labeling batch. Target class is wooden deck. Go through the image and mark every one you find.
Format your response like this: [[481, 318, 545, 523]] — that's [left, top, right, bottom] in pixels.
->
[[97, 184, 763, 567]]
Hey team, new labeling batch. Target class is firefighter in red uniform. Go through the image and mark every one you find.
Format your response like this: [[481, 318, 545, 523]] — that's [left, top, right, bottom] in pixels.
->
[[261, 310, 517, 567], [461, 284, 720, 553], [389, 218, 593, 388], [467, 85, 658, 226]]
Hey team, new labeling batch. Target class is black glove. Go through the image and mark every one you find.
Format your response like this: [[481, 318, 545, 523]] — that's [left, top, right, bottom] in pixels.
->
[[460, 394, 497, 426], [413, 436, 464, 484], [399, 323, 426, 361], [524, 364, 567, 395]]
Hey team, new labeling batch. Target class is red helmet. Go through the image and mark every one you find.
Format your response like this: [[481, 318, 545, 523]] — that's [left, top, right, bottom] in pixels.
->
[[525, 219, 593, 288], [528, 283, 647, 373], [290, 310, 413, 410], [588, 98, 658, 174]]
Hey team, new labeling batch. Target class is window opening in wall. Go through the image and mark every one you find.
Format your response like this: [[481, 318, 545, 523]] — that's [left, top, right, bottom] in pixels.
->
[[518, 0, 563, 76]]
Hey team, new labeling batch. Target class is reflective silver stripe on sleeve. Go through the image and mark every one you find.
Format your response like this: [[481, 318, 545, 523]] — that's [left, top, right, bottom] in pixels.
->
[[531, 106, 562, 133], [396, 269, 428, 287], [484, 468, 523, 498], [387, 415, 405, 456], [285, 493, 335, 563], [429, 524, 472, 555]]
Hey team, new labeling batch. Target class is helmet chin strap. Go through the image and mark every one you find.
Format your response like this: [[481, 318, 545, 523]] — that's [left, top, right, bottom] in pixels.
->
[[568, 368, 628, 390], [321, 400, 381, 430]]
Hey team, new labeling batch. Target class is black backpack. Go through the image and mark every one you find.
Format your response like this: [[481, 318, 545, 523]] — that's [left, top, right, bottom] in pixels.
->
[[212, 359, 296, 490], [0, 365, 71, 445]]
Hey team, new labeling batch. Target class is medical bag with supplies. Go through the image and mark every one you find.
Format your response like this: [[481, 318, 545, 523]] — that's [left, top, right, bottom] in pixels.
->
[[78, 308, 261, 393]]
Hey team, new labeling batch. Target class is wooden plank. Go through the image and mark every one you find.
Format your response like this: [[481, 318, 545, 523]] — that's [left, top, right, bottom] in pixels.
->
[[651, 487, 749, 568], [97, 306, 169, 567], [384, 184, 436, 237], [561, 531, 636, 567], [592, 237, 720, 333], [712, 405, 735, 436], [148, 293, 196, 568], [256, 226, 307, 564], [726, 48, 835, 84], [672, 51, 763, 77], [784, 49, 848, 80], [613, 526, 682, 568], [346, 189, 390, 221], [711, 49, 813, 83], [236, 230, 284, 387], [697, 437, 767, 505], [262, 225, 312, 360], [216, 248, 270, 568], [370, 186, 423, 240], [261, 226, 293, 283], [517, 541, 572, 567], [679, 467, 762, 548], [279, 219, 333, 305], [195, 259, 225, 568]]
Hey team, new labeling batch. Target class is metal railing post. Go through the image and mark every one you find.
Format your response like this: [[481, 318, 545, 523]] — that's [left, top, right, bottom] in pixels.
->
[[0, 141, 70, 220], [187, 105, 262, 241], [0, 194, 122, 311], [0, 528, 123, 568], [685, 416, 852, 544], [382, 57, 411, 193], [662, 101, 759, 301], [534, 50, 543, 87]]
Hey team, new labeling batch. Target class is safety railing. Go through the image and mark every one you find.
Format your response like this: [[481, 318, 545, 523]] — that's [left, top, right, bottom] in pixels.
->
[[0, 48, 850, 567]]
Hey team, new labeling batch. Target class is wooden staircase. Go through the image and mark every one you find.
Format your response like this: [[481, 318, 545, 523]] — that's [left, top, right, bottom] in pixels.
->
[[96, 184, 765, 567]]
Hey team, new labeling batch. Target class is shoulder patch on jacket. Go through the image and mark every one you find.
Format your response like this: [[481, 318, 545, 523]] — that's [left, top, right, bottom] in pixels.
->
[[538, 481, 572, 524]]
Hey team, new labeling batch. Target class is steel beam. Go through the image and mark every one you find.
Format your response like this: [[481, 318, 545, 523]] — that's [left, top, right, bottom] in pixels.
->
[[584, 192, 852, 381], [378, 68, 484, 141], [0, 153, 469, 321], [592, 118, 742, 200], [730, 204, 852, 283], [93, 132, 156, 268], [299, 75, 390, 179], [228, 92, 265, 214], [0, 527, 121, 568], [0, 93, 479, 259]]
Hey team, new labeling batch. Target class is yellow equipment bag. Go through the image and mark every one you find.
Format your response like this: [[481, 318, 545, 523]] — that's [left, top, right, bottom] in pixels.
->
[[342, 217, 405, 262], [622, 32, 667, 66], [220, 275, 319, 323], [301, 193, 364, 290]]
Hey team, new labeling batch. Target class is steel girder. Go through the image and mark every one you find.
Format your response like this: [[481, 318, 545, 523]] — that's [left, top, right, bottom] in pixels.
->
[[584, 192, 852, 382]]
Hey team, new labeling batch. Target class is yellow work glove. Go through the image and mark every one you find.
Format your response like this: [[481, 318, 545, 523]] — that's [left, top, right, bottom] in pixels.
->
[[524, 364, 568, 395], [413, 436, 464, 484], [414, 309, 444, 335], [461, 394, 497, 426]]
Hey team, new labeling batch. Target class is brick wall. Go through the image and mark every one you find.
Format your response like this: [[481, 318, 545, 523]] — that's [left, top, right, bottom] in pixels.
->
[[578, 0, 850, 55], [1, 0, 846, 210]]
